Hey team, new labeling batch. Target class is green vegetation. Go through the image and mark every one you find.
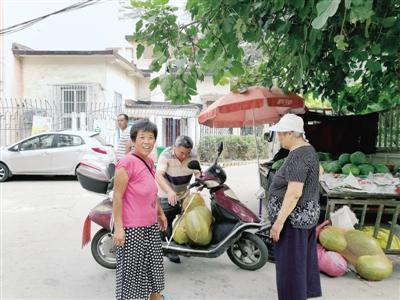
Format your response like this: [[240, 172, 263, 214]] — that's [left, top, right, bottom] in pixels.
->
[[130, 0, 400, 114], [197, 135, 267, 162]]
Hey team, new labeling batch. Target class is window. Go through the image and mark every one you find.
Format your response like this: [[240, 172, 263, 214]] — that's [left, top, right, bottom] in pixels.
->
[[114, 92, 123, 114], [61, 86, 88, 129], [56, 134, 84, 147], [165, 118, 181, 147], [20, 135, 54, 151]]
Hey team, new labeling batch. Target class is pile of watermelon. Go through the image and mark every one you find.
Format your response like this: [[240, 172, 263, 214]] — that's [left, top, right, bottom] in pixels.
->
[[319, 151, 395, 176], [319, 225, 393, 281], [172, 193, 213, 246]]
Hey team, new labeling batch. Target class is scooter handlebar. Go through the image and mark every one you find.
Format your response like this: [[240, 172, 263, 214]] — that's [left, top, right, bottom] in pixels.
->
[[188, 181, 202, 189]]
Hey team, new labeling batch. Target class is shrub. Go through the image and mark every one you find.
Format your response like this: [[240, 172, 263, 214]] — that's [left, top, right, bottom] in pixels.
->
[[197, 135, 267, 163]]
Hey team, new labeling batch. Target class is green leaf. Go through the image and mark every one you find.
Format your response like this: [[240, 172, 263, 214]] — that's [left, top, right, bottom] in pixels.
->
[[230, 61, 245, 76], [290, 0, 305, 9], [223, 17, 234, 33], [371, 44, 381, 55], [382, 17, 397, 28], [334, 34, 349, 50], [150, 60, 161, 72], [349, 0, 374, 23], [183, 74, 197, 90], [353, 70, 363, 81], [365, 60, 381, 72], [213, 69, 225, 85], [136, 44, 145, 59], [234, 18, 246, 40], [160, 75, 174, 95], [149, 77, 159, 91], [312, 0, 341, 29], [135, 20, 143, 32]]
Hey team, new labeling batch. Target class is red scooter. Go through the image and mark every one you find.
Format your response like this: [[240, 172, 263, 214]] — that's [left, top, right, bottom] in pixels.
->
[[78, 142, 272, 270]]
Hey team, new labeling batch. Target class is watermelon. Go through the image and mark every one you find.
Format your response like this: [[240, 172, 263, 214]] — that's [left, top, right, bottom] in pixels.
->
[[350, 151, 367, 165], [272, 158, 285, 170], [321, 161, 331, 172], [338, 153, 351, 166], [344, 230, 383, 257], [356, 255, 393, 281], [185, 206, 213, 246], [318, 152, 332, 161], [326, 161, 342, 173], [373, 164, 390, 174], [319, 226, 347, 252], [172, 215, 189, 244], [182, 193, 205, 212], [358, 164, 375, 176], [342, 164, 360, 176]]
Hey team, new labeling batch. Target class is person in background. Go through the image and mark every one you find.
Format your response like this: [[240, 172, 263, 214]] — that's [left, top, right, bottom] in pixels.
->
[[156, 135, 200, 263], [112, 119, 169, 300], [115, 113, 132, 161], [267, 114, 322, 300]]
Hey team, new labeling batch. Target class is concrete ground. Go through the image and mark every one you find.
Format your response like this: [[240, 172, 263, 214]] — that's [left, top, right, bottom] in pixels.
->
[[1, 163, 399, 300]]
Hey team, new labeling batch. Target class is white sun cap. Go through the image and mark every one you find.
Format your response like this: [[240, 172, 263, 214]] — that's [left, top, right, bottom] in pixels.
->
[[269, 113, 305, 133]]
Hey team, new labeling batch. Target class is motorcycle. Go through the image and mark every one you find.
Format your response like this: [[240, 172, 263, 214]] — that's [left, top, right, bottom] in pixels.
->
[[78, 142, 272, 271]]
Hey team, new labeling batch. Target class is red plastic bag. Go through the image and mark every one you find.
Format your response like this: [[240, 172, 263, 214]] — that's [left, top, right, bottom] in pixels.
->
[[317, 244, 348, 277], [316, 220, 347, 277]]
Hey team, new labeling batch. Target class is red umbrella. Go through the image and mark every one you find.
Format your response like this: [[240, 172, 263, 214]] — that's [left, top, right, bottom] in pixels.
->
[[198, 86, 305, 128]]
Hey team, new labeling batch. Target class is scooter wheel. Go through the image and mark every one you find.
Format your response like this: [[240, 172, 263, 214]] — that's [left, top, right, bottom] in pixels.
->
[[227, 232, 268, 271], [91, 229, 117, 269]]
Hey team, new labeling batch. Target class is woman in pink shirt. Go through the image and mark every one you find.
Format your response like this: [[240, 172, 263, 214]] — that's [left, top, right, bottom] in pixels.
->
[[112, 119, 168, 300]]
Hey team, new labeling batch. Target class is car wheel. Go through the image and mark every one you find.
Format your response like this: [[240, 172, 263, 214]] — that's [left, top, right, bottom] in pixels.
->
[[0, 162, 10, 182]]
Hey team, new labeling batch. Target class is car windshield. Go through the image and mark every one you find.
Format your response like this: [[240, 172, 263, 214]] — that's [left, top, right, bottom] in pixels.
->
[[90, 133, 108, 146]]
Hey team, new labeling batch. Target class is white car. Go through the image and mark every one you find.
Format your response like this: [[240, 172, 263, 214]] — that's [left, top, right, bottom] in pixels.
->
[[0, 130, 115, 182]]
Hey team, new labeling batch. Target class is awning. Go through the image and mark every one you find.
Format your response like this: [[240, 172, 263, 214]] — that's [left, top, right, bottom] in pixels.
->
[[124, 100, 202, 118]]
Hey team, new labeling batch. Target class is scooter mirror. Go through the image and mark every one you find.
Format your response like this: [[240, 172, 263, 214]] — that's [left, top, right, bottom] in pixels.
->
[[263, 132, 270, 141], [217, 142, 223, 156], [267, 131, 275, 143], [187, 160, 201, 171]]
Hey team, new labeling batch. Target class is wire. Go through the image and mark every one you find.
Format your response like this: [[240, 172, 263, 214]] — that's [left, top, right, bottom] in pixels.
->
[[0, 0, 110, 35]]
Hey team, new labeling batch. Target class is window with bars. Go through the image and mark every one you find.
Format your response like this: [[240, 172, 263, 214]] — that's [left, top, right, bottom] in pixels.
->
[[61, 86, 88, 130], [164, 118, 189, 146]]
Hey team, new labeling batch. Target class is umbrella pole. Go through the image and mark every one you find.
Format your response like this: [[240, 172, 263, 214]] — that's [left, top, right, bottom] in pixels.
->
[[252, 109, 261, 185], [252, 109, 264, 218]]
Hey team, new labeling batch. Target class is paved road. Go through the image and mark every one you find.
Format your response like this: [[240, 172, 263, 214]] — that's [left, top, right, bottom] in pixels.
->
[[1, 165, 399, 299]]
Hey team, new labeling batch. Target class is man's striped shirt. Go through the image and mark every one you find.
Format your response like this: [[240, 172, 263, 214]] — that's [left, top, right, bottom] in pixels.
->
[[156, 147, 198, 200], [116, 127, 131, 161]]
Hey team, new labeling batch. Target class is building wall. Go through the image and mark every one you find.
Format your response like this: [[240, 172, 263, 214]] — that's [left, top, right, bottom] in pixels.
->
[[105, 59, 140, 105], [137, 77, 151, 101], [21, 56, 108, 100]]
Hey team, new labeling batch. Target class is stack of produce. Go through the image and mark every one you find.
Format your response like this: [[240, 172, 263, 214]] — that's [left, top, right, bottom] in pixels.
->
[[319, 226, 393, 281], [316, 221, 348, 277], [361, 226, 400, 251], [318, 151, 392, 176], [172, 193, 213, 246]]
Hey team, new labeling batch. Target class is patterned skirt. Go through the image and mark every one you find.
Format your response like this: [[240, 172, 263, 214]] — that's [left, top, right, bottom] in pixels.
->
[[116, 223, 165, 300]]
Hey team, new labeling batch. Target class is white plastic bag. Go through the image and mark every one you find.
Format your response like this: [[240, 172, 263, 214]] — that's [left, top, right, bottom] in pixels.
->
[[330, 205, 358, 229]]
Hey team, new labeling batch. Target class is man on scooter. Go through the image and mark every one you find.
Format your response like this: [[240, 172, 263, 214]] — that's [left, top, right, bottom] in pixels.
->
[[156, 135, 200, 263]]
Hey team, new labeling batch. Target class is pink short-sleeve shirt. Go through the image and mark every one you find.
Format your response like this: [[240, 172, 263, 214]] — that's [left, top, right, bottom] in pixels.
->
[[116, 154, 158, 228]]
